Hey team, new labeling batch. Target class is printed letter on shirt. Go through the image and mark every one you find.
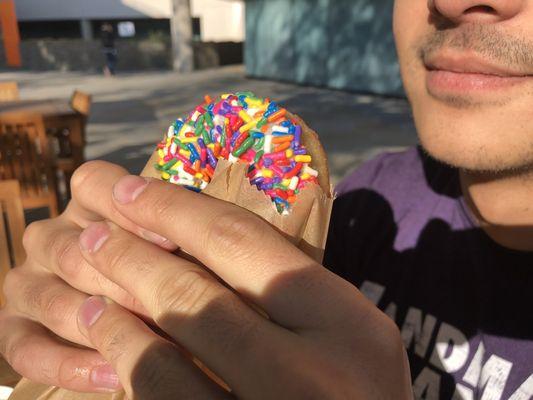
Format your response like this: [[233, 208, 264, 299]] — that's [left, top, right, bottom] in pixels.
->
[[401, 307, 437, 358], [463, 342, 485, 386], [478, 355, 512, 400], [509, 374, 533, 400], [430, 322, 469, 373], [452, 384, 474, 400], [359, 281, 385, 305], [413, 367, 441, 400]]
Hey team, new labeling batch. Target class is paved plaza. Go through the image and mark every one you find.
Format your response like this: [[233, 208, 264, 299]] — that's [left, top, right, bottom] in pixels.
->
[[2, 65, 418, 185]]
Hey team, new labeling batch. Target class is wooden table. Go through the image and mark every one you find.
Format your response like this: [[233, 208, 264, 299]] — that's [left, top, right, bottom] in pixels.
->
[[0, 99, 87, 211], [0, 100, 85, 153], [0, 99, 75, 118], [0, 356, 19, 389]]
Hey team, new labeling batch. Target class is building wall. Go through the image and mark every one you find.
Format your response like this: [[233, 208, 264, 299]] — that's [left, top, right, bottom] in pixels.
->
[[0, 38, 171, 71], [191, 0, 244, 42], [0, 38, 241, 71], [14, 0, 170, 20], [245, 0, 403, 96], [14, 0, 244, 43]]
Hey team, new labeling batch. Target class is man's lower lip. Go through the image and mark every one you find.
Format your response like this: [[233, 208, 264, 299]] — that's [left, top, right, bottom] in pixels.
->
[[426, 70, 531, 93]]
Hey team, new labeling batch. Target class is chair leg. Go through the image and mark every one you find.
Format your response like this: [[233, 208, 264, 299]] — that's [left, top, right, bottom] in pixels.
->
[[49, 194, 59, 218], [64, 169, 74, 208], [54, 168, 70, 213]]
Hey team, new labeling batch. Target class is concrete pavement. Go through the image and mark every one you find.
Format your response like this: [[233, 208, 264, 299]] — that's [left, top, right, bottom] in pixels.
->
[[2, 65, 418, 185]]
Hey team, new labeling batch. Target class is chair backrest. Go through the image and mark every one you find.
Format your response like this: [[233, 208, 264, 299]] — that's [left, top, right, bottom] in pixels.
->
[[0, 114, 55, 199], [0, 82, 19, 102], [70, 90, 92, 116], [0, 180, 26, 307]]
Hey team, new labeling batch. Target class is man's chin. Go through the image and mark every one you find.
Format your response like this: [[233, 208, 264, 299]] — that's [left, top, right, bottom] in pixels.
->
[[418, 139, 533, 176]]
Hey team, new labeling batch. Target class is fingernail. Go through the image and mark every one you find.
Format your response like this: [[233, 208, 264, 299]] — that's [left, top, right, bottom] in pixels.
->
[[79, 296, 106, 329], [80, 222, 110, 253], [140, 229, 169, 246], [113, 175, 149, 205], [91, 363, 122, 392]]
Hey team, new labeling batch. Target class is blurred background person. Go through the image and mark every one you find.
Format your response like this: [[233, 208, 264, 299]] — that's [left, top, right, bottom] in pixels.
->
[[100, 22, 117, 76]]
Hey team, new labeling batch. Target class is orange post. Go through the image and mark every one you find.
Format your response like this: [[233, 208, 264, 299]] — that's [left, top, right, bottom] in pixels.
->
[[0, 0, 21, 67]]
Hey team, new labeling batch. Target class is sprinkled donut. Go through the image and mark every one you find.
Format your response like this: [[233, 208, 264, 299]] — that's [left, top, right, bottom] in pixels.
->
[[155, 92, 320, 214]]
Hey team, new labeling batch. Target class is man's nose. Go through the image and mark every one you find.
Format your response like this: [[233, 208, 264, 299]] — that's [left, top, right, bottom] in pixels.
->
[[429, 0, 525, 22]]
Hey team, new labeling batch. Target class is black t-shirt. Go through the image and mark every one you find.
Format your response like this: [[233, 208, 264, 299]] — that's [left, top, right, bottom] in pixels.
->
[[101, 30, 115, 49], [324, 147, 533, 400]]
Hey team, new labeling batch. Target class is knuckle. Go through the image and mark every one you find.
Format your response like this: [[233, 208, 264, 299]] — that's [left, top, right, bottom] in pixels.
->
[[130, 342, 180, 397], [22, 281, 43, 315], [92, 315, 127, 363], [110, 243, 152, 277], [118, 291, 145, 314], [41, 288, 76, 327], [200, 295, 260, 357], [154, 269, 215, 321], [145, 188, 174, 221], [23, 220, 80, 278], [3, 331, 31, 372], [102, 241, 132, 275], [383, 314, 402, 339], [56, 358, 77, 388], [369, 307, 401, 341], [70, 160, 108, 199], [89, 267, 115, 294], [10, 269, 45, 314], [353, 305, 404, 359], [205, 211, 263, 263], [377, 313, 404, 352], [22, 220, 45, 253], [53, 235, 81, 278], [37, 355, 60, 383], [97, 233, 156, 281], [2, 267, 23, 303]]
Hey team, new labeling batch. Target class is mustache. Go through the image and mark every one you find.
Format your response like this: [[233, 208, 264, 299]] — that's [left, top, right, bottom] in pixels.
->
[[418, 24, 533, 73]]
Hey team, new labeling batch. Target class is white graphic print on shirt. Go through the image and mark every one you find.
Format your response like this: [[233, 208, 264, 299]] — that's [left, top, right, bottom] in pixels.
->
[[360, 281, 533, 400]]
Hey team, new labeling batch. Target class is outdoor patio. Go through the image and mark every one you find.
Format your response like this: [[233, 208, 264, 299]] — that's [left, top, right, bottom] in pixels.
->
[[1, 65, 417, 186]]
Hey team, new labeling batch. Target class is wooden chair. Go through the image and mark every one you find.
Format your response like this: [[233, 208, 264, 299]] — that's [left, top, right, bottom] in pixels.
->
[[0, 114, 59, 217], [70, 90, 92, 116], [0, 82, 19, 102], [0, 180, 25, 307], [43, 90, 92, 210], [0, 181, 25, 389], [64, 90, 91, 160]]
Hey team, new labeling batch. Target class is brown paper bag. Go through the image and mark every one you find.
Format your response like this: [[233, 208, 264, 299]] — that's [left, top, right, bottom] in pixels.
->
[[9, 380, 125, 400], [10, 112, 334, 400]]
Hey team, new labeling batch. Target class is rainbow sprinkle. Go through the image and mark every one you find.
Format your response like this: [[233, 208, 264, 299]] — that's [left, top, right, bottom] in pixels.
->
[[155, 92, 319, 214]]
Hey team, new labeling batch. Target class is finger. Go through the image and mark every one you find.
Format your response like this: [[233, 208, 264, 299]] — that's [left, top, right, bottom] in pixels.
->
[[21, 218, 149, 319], [78, 222, 295, 397], [0, 312, 121, 393], [111, 176, 357, 330], [67, 161, 177, 251], [4, 266, 91, 347], [77, 296, 232, 400]]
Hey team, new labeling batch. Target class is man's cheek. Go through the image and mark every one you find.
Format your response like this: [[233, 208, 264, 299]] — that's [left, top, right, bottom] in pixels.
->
[[393, 3, 426, 86]]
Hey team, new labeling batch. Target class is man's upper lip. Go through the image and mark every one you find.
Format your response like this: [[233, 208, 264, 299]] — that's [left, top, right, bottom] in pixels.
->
[[424, 51, 531, 77]]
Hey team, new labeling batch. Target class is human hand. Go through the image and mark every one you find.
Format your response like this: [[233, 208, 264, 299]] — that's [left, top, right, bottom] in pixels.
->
[[0, 162, 178, 393], [2, 161, 413, 399]]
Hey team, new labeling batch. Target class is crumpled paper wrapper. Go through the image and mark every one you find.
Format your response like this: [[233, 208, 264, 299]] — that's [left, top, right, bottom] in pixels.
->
[[8, 382, 124, 400], [9, 112, 334, 400], [142, 162, 331, 262], [141, 111, 334, 263]]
